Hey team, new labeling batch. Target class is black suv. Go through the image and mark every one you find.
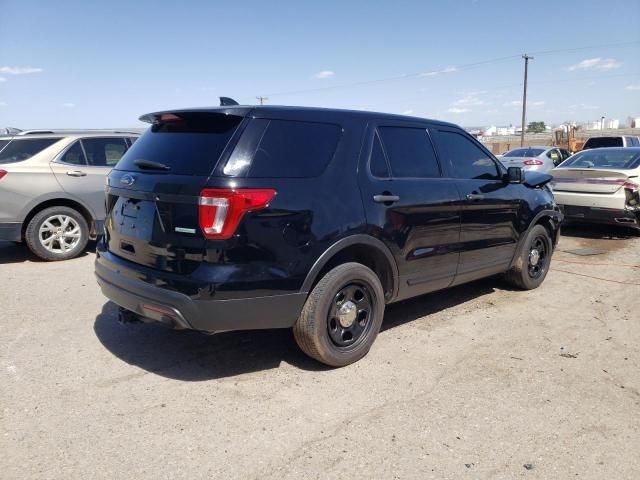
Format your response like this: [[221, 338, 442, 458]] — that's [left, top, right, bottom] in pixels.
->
[[95, 105, 562, 366]]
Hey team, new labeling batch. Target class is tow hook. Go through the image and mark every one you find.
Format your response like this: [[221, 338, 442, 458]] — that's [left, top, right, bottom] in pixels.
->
[[117, 307, 141, 324]]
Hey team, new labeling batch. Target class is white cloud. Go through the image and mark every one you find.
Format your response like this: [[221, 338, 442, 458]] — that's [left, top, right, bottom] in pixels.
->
[[420, 65, 457, 77], [452, 94, 485, 106], [625, 84, 640, 91], [503, 100, 545, 107], [0, 66, 43, 75], [314, 70, 335, 79], [402, 109, 414, 115], [61, 102, 76, 108], [0, 77, 6, 82], [566, 57, 621, 72], [568, 103, 600, 110], [447, 107, 470, 113]]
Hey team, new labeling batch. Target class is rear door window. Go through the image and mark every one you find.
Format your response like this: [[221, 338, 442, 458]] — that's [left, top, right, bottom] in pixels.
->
[[59, 141, 87, 165], [116, 112, 244, 176], [82, 137, 128, 167], [0, 138, 62, 164], [224, 119, 341, 178], [369, 133, 390, 178], [377, 126, 440, 178]]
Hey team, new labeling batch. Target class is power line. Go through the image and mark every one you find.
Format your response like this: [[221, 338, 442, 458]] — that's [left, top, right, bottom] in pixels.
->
[[260, 40, 640, 98]]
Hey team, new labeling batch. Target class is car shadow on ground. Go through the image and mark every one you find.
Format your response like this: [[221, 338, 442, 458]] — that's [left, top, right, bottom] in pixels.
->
[[93, 278, 498, 381], [0, 240, 96, 264]]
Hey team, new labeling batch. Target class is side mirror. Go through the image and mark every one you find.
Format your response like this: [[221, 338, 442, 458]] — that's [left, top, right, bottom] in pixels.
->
[[507, 166, 525, 184]]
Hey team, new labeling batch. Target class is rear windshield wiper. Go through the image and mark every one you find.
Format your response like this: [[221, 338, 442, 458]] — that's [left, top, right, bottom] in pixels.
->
[[133, 159, 171, 171]]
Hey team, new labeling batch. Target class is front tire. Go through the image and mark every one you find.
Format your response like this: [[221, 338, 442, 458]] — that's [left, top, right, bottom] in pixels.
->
[[293, 262, 385, 367], [25, 206, 89, 261], [505, 224, 553, 290]]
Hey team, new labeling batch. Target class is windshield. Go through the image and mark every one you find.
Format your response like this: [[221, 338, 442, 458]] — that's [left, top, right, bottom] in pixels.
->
[[0, 138, 63, 164], [0, 139, 10, 152], [559, 149, 640, 170], [503, 148, 545, 157]]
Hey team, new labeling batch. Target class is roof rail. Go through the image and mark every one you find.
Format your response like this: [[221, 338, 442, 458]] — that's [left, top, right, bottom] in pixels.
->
[[15, 129, 143, 136]]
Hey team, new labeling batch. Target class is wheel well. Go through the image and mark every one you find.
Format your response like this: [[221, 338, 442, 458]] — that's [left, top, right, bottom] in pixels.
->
[[22, 199, 95, 239], [313, 244, 395, 302], [535, 215, 559, 246]]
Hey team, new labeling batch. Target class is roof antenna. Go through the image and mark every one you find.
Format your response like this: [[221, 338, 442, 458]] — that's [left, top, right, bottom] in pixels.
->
[[219, 97, 239, 106]]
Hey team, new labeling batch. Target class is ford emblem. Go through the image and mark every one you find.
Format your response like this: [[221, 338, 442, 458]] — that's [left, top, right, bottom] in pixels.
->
[[120, 174, 136, 186]]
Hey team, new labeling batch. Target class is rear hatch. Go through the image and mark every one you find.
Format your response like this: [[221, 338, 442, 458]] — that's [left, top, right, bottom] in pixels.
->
[[105, 110, 247, 273], [551, 168, 632, 194]]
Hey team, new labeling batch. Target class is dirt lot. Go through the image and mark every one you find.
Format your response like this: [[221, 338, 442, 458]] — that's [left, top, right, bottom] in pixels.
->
[[1, 226, 639, 479]]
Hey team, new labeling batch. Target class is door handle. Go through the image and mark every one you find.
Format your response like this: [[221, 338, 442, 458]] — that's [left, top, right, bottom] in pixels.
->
[[66, 170, 87, 177], [373, 194, 400, 203], [466, 193, 484, 201]]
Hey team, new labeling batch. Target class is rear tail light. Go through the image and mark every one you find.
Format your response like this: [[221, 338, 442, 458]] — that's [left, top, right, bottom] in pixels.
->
[[198, 188, 276, 239], [0, 169, 7, 180], [523, 159, 544, 166]]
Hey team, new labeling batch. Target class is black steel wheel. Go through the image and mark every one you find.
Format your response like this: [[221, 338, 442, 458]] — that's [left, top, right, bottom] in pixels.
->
[[327, 283, 375, 349], [527, 234, 549, 280], [505, 224, 553, 290], [293, 262, 385, 367]]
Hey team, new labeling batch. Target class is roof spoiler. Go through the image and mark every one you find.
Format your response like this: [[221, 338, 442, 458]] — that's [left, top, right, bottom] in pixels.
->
[[219, 97, 239, 106]]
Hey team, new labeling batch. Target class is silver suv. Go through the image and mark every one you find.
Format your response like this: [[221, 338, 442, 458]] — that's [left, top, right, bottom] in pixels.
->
[[0, 131, 139, 260]]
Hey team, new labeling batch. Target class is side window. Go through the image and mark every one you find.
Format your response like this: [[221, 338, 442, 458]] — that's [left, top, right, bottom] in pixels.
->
[[59, 141, 87, 165], [548, 149, 561, 165], [369, 133, 390, 178], [377, 126, 440, 178], [225, 119, 341, 178], [434, 130, 500, 180], [82, 137, 128, 167], [128, 137, 138, 146]]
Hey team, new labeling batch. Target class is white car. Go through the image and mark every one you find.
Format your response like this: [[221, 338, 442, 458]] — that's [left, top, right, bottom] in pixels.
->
[[551, 147, 640, 229]]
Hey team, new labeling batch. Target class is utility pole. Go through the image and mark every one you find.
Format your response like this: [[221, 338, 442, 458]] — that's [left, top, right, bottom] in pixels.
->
[[256, 96, 268, 105], [520, 54, 533, 147]]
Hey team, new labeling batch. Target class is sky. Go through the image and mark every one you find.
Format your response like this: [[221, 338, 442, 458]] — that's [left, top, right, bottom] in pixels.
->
[[0, 0, 639, 129]]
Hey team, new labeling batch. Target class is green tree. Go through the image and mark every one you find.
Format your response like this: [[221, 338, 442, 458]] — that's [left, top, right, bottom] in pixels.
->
[[526, 121, 546, 133]]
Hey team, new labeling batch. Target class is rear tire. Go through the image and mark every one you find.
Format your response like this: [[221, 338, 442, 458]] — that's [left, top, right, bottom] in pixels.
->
[[25, 206, 89, 261], [293, 262, 385, 367], [505, 224, 553, 290]]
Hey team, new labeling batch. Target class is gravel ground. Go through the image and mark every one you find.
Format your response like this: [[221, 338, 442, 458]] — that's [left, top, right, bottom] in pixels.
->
[[1, 226, 639, 479]]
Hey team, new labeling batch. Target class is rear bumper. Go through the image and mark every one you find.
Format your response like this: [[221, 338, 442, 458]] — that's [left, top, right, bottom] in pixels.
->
[[0, 222, 22, 242], [95, 249, 307, 333], [559, 204, 640, 228]]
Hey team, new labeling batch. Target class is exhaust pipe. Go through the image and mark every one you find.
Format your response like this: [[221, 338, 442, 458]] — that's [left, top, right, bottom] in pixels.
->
[[117, 307, 142, 324]]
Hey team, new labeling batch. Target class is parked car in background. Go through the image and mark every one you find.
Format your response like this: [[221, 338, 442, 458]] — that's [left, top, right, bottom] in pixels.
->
[[0, 131, 139, 260], [551, 147, 640, 229], [582, 136, 640, 150], [498, 146, 571, 174], [96, 103, 562, 367]]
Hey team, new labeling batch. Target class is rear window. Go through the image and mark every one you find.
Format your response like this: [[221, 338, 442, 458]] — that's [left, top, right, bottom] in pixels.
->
[[115, 112, 243, 175], [583, 137, 623, 149], [503, 147, 545, 157], [0, 138, 62, 164], [559, 149, 640, 169], [223, 119, 341, 178]]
